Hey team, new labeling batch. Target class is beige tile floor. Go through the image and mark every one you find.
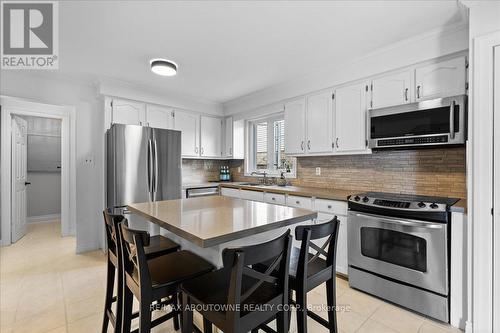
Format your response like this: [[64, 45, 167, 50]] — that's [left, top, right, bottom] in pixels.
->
[[0, 221, 462, 333]]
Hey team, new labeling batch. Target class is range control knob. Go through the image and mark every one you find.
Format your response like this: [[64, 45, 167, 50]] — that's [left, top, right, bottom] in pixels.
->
[[362, 196, 369, 203], [417, 202, 426, 208], [354, 196, 361, 202], [430, 203, 439, 209]]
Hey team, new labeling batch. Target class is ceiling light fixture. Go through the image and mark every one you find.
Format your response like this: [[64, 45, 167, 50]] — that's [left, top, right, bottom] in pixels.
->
[[150, 58, 178, 76]]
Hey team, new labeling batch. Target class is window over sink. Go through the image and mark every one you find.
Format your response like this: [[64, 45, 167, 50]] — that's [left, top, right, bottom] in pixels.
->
[[246, 113, 296, 177]]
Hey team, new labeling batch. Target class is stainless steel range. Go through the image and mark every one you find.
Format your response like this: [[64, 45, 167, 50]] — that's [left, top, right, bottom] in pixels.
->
[[347, 192, 459, 322]]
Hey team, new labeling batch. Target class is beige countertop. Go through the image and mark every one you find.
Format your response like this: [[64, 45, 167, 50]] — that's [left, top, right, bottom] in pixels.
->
[[219, 182, 467, 213], [220, 183, 354, 201], [127, 196, 317, 248]]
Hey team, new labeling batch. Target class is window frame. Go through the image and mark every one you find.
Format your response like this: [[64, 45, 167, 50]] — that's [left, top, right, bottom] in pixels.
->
[[245, 113, 296, 178]]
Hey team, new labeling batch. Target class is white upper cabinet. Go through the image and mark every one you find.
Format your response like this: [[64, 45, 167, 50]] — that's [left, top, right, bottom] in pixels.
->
[[334, 82, 369, 153], [145, 105, 174, 129], [306, 91, 334, 154], [111, 99, 146, 126], [284, 98, 307, 155], [200, 116, 223, 158], [174, 110, 199, 157], [232, 119, 245, 160], [371, 70, 412, 109], [224, 116, 234, 158], [415, 57, 466, 101]]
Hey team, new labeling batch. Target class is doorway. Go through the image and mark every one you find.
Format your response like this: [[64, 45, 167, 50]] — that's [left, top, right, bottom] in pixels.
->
[[1, 96, 76, 247], [11, 115, 63, 242]]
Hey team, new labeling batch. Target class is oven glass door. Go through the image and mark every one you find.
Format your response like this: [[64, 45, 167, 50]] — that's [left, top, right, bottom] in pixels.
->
[[370, 105, 460, 139], [348, 211, 448, 295]]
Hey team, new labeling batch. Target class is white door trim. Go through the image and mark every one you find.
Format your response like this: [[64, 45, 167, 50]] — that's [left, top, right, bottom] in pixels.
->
[[493, 44, 500, 333], [0, 96, 77, 245], [469, 30, 500, 333]]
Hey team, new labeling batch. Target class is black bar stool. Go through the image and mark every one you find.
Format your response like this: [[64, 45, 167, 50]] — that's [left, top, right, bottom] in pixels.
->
[[256, 217, 340, 333], [120, 223, 215, 333], [180, 230, 293, 333], [101, 210, 180, 333], [290, 218, 340, 333]]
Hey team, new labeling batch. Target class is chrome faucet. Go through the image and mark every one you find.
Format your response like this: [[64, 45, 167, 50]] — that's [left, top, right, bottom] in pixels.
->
[[251, 171, 268, 184]]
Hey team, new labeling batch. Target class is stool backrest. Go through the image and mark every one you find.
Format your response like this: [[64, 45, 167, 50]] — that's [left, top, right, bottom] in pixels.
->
[[103, 210, 126, 259], [295, 217, 340, 280], [119, 224, 151, 286], [221, 230, 292, 324]]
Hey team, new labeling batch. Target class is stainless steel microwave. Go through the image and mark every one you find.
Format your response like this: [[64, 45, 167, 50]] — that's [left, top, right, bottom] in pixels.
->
[[368, 95, 467, 149]]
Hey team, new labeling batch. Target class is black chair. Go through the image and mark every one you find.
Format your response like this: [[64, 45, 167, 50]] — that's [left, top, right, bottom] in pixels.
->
[[120, 223, 215, 333], [180, 230, 293, 333], [290, 218, 340, 333], [256, 218, 340, 333], [102, 210, 181, 333]]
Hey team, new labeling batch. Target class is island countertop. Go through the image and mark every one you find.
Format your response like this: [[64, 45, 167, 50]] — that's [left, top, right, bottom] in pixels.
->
[[127, 196, 317, 248]]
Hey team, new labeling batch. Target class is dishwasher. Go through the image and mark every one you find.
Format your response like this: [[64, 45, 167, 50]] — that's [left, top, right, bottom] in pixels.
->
[[185, 186, 220, 198]]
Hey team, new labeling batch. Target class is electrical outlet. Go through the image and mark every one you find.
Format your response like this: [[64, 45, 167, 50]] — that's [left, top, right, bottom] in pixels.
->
[[84, 155, 94, 167], [315, 167, 321, 176]]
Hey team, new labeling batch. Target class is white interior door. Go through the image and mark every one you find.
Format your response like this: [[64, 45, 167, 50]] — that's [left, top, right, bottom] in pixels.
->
[[11, 116, 28, 243], [493, 45, 500, 333]]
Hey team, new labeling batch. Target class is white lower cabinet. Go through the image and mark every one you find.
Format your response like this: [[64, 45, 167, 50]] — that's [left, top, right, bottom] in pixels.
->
[[287, 195, 313, 210], [220, 187, 240, 198], [239, 189, 264, 202], [264, 192, 286, 205]]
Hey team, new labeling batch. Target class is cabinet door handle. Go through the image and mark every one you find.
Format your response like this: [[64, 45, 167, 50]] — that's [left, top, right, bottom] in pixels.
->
[[336, 138, 339, 148], [417, 85, 421, 99], [327, 205, 332, 209], [307, 140, 311, 150], [272, 197, 276, 201], [404, 88, 408, 101], [201, 147, 204, 155], [301, 141, 304, 151], [229, 147, 232, 155], [296, 201, 300, 204], [195, 147, 199, 154]]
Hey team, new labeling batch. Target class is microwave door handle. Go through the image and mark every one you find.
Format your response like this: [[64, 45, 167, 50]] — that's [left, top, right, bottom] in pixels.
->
[[449, 100, 456, 140], [353, 212, 444, 229]]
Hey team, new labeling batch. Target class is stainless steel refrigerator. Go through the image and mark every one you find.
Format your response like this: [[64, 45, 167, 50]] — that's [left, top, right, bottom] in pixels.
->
[[106, 124, 182, 232]]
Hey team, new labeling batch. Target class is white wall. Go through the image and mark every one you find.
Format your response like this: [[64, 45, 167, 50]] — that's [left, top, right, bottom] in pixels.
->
[[1, 71, 103, 252], [224, 23, 468, 117]]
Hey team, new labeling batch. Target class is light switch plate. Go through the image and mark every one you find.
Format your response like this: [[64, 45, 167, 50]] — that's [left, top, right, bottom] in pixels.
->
[[316, 167, 321, 176]]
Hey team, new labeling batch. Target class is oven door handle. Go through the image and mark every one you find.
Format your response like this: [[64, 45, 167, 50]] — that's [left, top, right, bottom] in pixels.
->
[[352, 212, 445, 229]]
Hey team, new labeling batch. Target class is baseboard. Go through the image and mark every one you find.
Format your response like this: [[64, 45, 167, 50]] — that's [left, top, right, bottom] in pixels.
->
[[464, 320, 472, 333], [27, 214, 61, 223]]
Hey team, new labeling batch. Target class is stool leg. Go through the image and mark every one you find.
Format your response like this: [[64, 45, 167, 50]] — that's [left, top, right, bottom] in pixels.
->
[[122, 286, 133, 333], [182, 293, 193, 333], [139, 295, 152, 333], [173, 294, 180, 331], [203, 318, 213, 333], [326, 278, 338, 333], [102, 259, 115, 333], [296, 290, 307, 333]]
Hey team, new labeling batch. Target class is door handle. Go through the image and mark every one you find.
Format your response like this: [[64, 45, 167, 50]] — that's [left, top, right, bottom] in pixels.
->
[[416, 85, 421, 99], [449, 100, 456, 140], [24, 182, 31, 186], [154, 140, 159, 196], [352, 212, 444, 229], [404, 88, 408, 101], [148, 139, 153, 197]]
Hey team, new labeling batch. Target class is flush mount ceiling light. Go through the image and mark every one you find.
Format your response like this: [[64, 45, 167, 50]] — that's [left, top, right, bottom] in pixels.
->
[[150, 58, 178, 76]]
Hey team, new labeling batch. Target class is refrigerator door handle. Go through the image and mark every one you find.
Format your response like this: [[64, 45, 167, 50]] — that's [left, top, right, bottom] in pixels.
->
[[148, 139, 154, 201], [154, 139, 159, 200]]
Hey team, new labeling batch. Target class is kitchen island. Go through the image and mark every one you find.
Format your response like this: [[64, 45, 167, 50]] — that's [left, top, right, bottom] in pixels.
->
[[127, 196, 317, 266]]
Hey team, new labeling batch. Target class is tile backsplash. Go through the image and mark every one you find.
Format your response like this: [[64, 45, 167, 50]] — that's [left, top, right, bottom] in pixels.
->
[[229, 148, 466, 199], [182, 159, 228, 184]]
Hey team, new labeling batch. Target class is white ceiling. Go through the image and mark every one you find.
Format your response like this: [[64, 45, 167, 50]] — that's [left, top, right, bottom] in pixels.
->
[[57, 1, 465, 105]]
